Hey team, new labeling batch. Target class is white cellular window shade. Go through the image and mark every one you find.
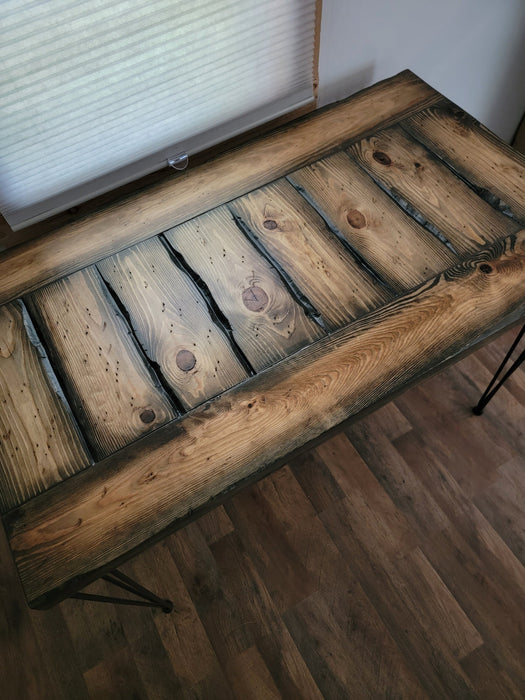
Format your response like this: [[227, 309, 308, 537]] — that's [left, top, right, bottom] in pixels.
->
[[0, 0, 318, 230]]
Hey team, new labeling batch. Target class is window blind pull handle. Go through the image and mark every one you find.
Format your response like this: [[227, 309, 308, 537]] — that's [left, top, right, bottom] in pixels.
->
[[168, 153, 189, 171]]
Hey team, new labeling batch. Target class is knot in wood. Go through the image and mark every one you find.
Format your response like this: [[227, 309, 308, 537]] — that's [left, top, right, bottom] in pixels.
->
[[139, 409, 156, 424], [242, 286, 268, 312], [372, 150, 392, 166], [479, 263, 493, 274], [176, 349, 197, 372], [263, 219, 278, 230], [346, 209, 366, 229], [451, 107, 466, 121]]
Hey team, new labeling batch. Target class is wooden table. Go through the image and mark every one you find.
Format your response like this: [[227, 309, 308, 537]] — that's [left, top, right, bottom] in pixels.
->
[[1, 71, 524, 610]]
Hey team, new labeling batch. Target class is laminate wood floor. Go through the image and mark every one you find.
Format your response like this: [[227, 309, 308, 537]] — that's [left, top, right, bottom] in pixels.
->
[[2, 326, 524, 699]]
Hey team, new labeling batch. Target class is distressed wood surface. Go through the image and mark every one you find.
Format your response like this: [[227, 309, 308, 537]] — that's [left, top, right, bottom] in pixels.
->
[[348, 125, 520, 255], [0, 71, 441, 307], [0, 302, 90, 513], [26, 267, 177, 460], [7, 230, 525, 606], [3, 72, 525, 616], [3, 334, 525, 697], [97, 237, 248, 411], [288, 151, 456, 291], [164, 207, 323, 372], [228, 179, 391, 331], [404, 103, 525, 221]]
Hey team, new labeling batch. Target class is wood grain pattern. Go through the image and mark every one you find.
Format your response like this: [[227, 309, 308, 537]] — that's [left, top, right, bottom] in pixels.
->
[[0, 302, 90, 513], [348, 125, 519, 255], [26, 267, 177, 460], [0, 71, 441, 307], [97, 237, 247, 410], [2, 326, 525, 697], [317, 434, 482, 696], [404, 103, 525, 221], [474, 456, 525, 565], [164, 207, 323, 371], [288, 151, 456, 291], [7, 230, 525, 606], [228, 179, 391, 331], [234, 466, 427, 698]]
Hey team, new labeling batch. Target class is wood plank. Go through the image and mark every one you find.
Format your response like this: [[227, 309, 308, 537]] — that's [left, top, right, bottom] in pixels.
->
[[321, 504, 479, 696], [0, 525, 61, 700], [197, 506, 234, 545], [461, 645, 524, 700], [59, 582, 127, 673], [316, 436, 481, 694], [289, 449, 346, 514], [348, 125, 519, 255], [315, 550, 429, 699], [474, 457, 525, 565], [0, 301, 90, 513], [0, 70, 441, 307], [226, 646, 282, 700], [97, 236, 248, 411], [228, 179, 391, 331], [115, 550, 214, 698], [393, 379, 513, 500], [170, 527, 281, 661], [345, 414, 449, 538], [6, 229, 525, 607], [83, 647, 147, 699], [404, 103, 525, 221], [458, 351, 525, 460], [255, 627, 325, 700], [225, 482, 320, 614], [26, 267, 177, 460], [283, 592, 376, 698], [316, 434, 419, 560], [393, 426, 525, 597], [164, 207, 323, 371], [391, 433, 525, 686], [288, 151, 455, 291], [4, 327, 525, 697], [145, 548, 226, 690], [421, 524, 525, 689], [29, 606, 90, 700], [169, 522, 322, 696]]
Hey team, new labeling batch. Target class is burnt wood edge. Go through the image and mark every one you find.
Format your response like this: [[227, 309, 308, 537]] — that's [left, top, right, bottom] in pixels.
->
[[401, 99, 525, 224], [398, 122, 520, 223], [12, 307, 525, 611], [340, 147, 460, 256], [157, 234, 257, 377], [16, 298, 95, 469], [98, 271, 188, 414], [24, 268, 180, 461], [283, 177, 398, 295], [0, 300, 93, 514], [0, 71, 443, 307], [6, 232, 525, 610], [227, 208, 327, 329]]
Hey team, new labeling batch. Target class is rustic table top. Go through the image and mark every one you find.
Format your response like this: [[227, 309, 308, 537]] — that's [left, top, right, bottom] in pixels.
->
[[1, 70, 524, 609]]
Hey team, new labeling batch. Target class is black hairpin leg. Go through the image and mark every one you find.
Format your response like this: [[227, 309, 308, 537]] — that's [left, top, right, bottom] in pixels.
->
[[473, 323, 525, 415], [70, 569, 173, 613]]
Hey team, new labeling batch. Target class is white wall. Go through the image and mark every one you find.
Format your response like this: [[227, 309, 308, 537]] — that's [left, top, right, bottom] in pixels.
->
[[318, 0, 525, 142]]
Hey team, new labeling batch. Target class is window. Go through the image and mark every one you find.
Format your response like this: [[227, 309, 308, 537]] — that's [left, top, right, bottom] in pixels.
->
[[0, 0, 319, 229]]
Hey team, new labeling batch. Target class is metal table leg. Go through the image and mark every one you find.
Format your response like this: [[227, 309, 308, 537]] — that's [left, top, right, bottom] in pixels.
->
[[473, 323, 525, 415], [69, 568, 173, 613]]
